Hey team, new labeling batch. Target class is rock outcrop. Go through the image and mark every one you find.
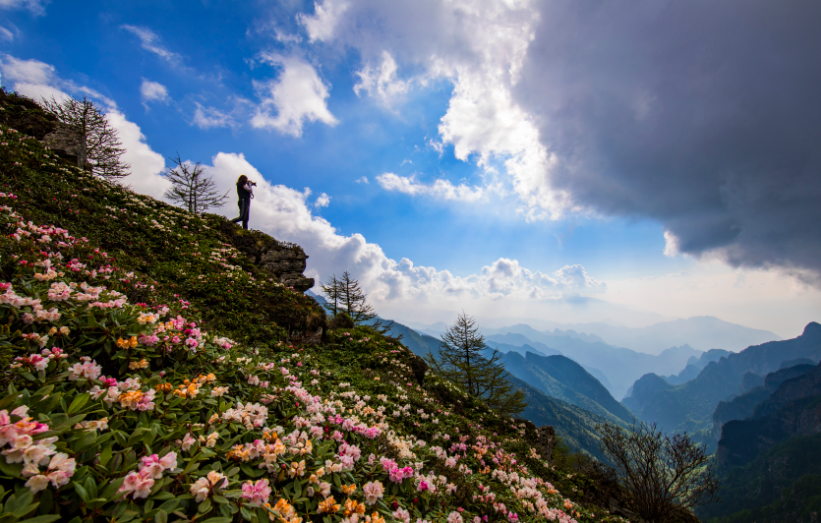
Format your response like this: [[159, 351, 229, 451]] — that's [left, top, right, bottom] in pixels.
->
[[41, 122, 85, 166], [218, 220, 315, 293], [538, 425, 557, 462]]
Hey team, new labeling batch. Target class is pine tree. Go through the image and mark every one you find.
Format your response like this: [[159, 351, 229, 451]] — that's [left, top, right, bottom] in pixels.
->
[[162, 153, 228, 213], [320, 271, 393, 332], [425, 312, 527, 416], [42, 96, 130, 180]]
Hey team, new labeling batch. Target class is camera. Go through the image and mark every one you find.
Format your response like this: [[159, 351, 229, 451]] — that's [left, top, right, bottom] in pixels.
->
[[248, 181, 257, 187]]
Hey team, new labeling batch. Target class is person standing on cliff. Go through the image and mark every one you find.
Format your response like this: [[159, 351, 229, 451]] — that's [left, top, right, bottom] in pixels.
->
[[230, 174, 254, 229]]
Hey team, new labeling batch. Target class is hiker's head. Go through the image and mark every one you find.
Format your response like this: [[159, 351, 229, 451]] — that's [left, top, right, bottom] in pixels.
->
[[237, 174, 248, 186]]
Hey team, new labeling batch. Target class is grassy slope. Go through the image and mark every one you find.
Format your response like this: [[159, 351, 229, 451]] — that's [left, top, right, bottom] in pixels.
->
[[499, 353, 633, 426], [0, 93, 629, 523]]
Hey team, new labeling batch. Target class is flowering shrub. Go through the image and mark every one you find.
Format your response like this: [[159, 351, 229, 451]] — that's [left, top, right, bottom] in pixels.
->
[[0, 110, 629, 523]]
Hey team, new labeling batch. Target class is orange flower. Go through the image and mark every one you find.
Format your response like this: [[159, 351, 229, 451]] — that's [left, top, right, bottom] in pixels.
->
[[116, 336, 138, 349], [318, 496, 340, 514], [341, 484, 356, 495]]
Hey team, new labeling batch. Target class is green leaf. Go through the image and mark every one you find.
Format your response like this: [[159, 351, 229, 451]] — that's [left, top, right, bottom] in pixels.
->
[[294, 480, 302, 498], [154, 510, 168, 523], [73, 482, 90, 503], [67, 393, 90, 415], [198, 497, 212, 513], [98, 445, 112, 467], [199, 518, 232, 523], [0, 459, 23, 478], [19, 516, 62, 523]]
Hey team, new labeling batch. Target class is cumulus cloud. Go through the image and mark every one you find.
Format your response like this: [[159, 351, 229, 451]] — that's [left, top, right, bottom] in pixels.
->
[[314, 193, 330, 207], [296, 0, 821, 281], [107, 112, 168, 199], [376, 173, 484, 202], [192, 103, 235, 129], [0, 54, 115, 109], [298, 0, 349, 42], [353, 51, 410, 107], [125, 151, 603, 315], [297, 0, 572, 219], [250, 54, 338, 136], [355, 176, 369, 184], [121, 25, 184, 67], [140, 79, 169, 104]]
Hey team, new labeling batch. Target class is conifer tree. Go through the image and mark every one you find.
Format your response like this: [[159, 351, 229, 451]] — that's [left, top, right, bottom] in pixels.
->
[[425, 312, 527, 416], [320, 271, 393, 332], [42, 96, 130, 180], [162, 153, 227, 213]]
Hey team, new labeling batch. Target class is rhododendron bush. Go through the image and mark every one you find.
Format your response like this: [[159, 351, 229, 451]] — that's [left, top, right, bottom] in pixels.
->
[[0, 114, 628, 523]]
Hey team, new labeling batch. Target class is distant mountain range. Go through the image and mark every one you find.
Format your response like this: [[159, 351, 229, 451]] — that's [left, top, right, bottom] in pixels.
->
[[624, 322, 821, 438], [409, 315, 781, 354], [499, 352, 634, 425], [478, 324, 700, 399]]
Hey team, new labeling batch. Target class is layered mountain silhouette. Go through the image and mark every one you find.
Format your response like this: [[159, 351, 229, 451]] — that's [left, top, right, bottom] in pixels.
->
[[499, 352, 634, 425], [624, 322, 821, 436]]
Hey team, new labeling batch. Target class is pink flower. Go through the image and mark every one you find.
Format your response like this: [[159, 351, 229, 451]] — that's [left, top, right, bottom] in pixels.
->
[[241, 478, 271, 506], [118, 470, 154, 499], [363, 480, 384, 505]]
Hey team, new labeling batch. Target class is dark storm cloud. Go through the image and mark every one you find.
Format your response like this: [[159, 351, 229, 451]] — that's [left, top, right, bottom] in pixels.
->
[[515, 0, 821, 280]]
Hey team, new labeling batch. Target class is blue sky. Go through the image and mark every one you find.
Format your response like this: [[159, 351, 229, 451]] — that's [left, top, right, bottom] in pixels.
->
[[3, 0, 821, 337]]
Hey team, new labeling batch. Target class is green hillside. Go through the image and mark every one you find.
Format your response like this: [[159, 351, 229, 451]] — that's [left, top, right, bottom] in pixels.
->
[[0, 90, 628, 523], [501, 352, 634, 425], [508, 376, 625, 462]]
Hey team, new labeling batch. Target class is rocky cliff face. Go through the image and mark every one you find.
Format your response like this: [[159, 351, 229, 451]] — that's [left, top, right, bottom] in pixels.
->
[[712, 363, 816, 441], [717, 361, 821, 468], [218, 220, 314, 293]]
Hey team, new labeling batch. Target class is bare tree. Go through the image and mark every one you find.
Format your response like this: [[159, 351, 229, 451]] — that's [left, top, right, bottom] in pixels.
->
[[320, 274, 341, 317], [162, 153, 228, 213], [41, 96, 130, 180], [598, 420, 720, 522]]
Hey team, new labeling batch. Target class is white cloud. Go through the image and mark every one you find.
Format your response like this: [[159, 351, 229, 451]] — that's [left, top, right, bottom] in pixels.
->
[[121, 25, 183, 67], [0, 0, 46, 14], [0, 54, 115, 109], [663, 230, 680, 257], [353, 51, 410, 107], [0, 26, 14, 41], [376, 173, 484, 202], [314, 193, 330, 207], [107, 112, 169, 199], [297, 0, 572, 218], [188, 152, 602, 315], [140, 79, 169, 104], [193, 103, 235, 129], [298, 0, 349, 42], [355, 176, 369, 184], [250, 54, 338, 136]]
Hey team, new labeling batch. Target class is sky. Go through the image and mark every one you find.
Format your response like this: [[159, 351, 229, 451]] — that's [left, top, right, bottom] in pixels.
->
[[2, 0, 821, 338]]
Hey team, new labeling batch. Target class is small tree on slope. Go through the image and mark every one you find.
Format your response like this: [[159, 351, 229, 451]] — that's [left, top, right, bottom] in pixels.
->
[[42, 96, 130, 180], [425, 312, 527, 416], [162, 153, 227, 213], [598, 420, 720, 522]]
